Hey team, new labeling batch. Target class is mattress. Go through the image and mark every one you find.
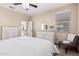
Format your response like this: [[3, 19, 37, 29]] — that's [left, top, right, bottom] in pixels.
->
[[0, 36, 60, 56]]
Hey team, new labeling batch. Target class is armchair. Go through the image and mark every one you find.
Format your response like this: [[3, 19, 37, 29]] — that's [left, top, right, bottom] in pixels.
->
[[64, 35, 79, 53], [58, 34, 76, 48]]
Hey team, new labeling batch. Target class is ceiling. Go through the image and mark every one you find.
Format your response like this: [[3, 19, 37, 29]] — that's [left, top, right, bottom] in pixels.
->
[[0, 3, 71, 15]]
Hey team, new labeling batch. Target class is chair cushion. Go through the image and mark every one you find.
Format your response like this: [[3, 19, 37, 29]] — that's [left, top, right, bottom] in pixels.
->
[[63, 40, 70, 44], [67, 34, 76, 42]]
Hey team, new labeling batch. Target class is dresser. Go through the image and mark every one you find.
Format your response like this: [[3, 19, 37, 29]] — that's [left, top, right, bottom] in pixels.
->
[[1, 26, 17, 40], [36, 31, 55, 42]]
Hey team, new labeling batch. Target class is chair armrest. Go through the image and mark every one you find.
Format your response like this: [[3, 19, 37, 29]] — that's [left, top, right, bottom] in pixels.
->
[[64, 43, 72, 46]]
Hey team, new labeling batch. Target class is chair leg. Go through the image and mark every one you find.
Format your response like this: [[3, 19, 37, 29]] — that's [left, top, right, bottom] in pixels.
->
[[75, 48, 78, 53], [65, 48, 68, 53], [59, 43, 60, 48]]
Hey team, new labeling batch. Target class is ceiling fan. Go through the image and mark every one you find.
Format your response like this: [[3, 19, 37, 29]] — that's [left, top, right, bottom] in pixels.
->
[[13, 3, 38, 10]]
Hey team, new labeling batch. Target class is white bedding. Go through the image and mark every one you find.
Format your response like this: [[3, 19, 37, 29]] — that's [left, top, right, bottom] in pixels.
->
[[0, 36, 60, 56]]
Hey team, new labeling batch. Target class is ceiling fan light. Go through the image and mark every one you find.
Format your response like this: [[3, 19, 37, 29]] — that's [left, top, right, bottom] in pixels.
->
[[22, 3, 29, 9]]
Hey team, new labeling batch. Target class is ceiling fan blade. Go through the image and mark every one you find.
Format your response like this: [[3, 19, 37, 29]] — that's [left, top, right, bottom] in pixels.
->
[[13, 3, 22, 5], [29, 3, 37, 8]]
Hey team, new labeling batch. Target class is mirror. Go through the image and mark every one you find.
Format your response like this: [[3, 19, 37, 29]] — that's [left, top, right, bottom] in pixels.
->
[[41, 23, 48, 30]]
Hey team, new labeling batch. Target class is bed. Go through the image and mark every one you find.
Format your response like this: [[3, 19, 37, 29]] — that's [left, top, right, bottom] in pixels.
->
[[0, 36, 60, 56]]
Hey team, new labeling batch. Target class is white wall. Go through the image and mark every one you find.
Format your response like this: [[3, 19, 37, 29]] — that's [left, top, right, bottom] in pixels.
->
[[0, 7, 29, 40], [32, 4, 77, 41]]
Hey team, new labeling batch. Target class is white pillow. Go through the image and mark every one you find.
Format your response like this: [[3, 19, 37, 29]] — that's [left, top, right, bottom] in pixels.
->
[[67, 34, 76, 42]]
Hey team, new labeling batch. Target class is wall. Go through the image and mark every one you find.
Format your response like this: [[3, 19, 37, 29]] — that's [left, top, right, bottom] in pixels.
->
[[77, 4, 79, 34], [32, 4, 77, 41], [0, 7, 29, 40], [55, 4, 77, 41], [32, 11, 56, 37]]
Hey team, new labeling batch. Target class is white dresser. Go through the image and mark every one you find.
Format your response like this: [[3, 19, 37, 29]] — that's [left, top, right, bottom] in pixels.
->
[[36, 31, 55, 42], [1, 26, 17, 40]]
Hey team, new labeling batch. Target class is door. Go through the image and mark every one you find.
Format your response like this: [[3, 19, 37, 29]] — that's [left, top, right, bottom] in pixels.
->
[[21, 20, 27, 36], [27, 21, 32, 37]]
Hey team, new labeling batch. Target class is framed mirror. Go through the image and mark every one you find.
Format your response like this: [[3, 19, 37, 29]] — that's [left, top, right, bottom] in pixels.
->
[[41, 23, 48, 30]]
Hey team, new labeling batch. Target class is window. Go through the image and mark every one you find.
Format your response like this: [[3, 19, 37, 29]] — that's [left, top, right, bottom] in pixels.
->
[[56, 10, 70, 32]]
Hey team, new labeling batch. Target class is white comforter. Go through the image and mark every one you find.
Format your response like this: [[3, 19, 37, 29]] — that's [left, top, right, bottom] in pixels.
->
[[0, 36, 59, 56]]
